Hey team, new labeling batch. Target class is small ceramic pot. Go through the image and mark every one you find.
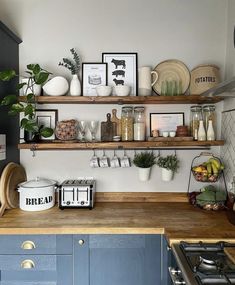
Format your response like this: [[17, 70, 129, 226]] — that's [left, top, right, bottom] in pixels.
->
[[161, 168, 173, 182], [138, 167, 151, 182]]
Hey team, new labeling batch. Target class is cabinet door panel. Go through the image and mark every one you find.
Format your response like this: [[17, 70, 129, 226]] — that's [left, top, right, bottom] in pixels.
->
[[0, 255, 72, 285], [74, 235, 161, 285]]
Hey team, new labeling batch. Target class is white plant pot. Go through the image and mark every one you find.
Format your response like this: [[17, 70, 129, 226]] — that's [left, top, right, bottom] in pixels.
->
[[138, 167, 151, 182], [70, 74, 81, 96], [161, 168, 173, 182], [21, 78, 41, 96]]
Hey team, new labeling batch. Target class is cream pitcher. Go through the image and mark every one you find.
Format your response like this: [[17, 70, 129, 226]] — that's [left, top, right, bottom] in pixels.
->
[[138, 66, 158, 96]]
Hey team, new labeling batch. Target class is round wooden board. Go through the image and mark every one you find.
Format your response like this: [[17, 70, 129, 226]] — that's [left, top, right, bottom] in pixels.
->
[[0, 163, 27, 210]]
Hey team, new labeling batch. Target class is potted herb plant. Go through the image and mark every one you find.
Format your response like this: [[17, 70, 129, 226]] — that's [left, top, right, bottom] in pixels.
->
[[133, 151, 157, 182], [156, 154, 179, 182], [59, 48, 81, 96], [0, 64, 53, 142]]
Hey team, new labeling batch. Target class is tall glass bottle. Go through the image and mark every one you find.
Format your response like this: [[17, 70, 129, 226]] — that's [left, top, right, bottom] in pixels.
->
[[190, 106, 203, 140]]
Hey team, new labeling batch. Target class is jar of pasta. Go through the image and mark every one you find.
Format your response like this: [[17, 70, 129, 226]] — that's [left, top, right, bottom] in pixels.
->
[[190, 106, 202, 140], [121, 106, 133, 141]]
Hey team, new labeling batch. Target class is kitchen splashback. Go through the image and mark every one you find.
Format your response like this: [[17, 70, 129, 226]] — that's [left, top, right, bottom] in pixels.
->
[[221, 109, 235, 184]]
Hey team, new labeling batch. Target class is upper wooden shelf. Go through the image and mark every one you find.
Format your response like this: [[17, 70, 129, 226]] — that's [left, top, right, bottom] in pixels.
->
[[19, 95, 223, 104], [18, 140, 224, 150]]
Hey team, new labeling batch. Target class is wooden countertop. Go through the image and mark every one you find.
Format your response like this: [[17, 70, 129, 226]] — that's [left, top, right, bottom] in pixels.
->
[[0, 202, 234, 244]]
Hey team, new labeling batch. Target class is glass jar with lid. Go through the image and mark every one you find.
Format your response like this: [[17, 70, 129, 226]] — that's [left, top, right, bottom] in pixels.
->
[[121, 106, 133, 141], [134, 106, 145, 141], [203, 105, 216, 137], [190, 106, 202, 140]]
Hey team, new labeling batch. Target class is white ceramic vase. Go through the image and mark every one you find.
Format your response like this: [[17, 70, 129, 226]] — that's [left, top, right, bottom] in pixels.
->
[[161, 168, 173, 182], [70, 74, 81, 96], [138, 167, 151, 182]]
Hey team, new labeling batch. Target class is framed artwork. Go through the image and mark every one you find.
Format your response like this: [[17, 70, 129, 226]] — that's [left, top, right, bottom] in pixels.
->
[[102, 52, 138, 96], [82, 63, 108, 96], [150, 112, 184, 136], [36, 109, 58, 140]]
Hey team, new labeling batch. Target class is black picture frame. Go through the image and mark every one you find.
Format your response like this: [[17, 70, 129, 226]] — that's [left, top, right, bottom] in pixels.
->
[[150, 112, 185, 136], [36, 109, 58, 140], [82, 62, 108, 96], [102, 52, 138, 96]]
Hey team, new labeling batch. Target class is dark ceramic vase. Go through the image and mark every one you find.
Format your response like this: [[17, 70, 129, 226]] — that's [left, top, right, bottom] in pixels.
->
[[24, 130, 40, 143]]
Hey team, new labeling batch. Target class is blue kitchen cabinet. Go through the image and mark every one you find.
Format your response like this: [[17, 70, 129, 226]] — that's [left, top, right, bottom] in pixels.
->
[[0, 235, 73, 285], [74, 234, 163, 285]]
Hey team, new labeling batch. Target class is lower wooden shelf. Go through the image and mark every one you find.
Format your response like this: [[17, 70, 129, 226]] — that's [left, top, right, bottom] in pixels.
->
[[18, 140, 225, 150]]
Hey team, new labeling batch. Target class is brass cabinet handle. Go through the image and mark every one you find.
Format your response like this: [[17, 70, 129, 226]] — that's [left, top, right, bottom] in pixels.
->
[[78, 239, 85, 246], [21, 240, 36, 250], [21, 259, 35, 269]]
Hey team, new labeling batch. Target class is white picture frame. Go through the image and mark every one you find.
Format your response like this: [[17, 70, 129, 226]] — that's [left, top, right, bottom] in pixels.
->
[[102, 52, 138, 96], [150, 113, 185, 136], [82, 63, 108, 96]]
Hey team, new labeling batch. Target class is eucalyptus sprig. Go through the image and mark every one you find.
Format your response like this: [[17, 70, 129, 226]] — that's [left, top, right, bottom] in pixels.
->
[[59, 48, 81, 75], [156, 154, 179, 172]]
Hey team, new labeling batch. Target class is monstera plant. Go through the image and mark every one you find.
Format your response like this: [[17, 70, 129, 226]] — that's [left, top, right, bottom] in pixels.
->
[[0, 64, 53, 142]]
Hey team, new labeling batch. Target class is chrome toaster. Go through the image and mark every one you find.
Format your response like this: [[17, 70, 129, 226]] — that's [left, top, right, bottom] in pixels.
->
[[59, 179, 96, 210]]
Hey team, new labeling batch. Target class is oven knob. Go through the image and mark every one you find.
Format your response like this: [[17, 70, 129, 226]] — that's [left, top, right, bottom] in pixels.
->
[[81, 201, 84, 205], [66, 201, 70, 205]]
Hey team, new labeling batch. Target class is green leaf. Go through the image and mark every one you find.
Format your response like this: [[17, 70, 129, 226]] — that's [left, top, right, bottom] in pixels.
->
[[11, 103, 25, 112], [20, 118, 29, 128], [34, 72, 49, 84], [1, 95, 18, 106], [27, 64, 38, 71], [26, 93, 35, 103], [0, 70, 16, 81], [40, 127, 54, 138], [17, 82, 27, 90], [24, 120, 39, 132], [24, 104, 35, 116], [8, 109, 18, 116], [32, 64, 40, 75]]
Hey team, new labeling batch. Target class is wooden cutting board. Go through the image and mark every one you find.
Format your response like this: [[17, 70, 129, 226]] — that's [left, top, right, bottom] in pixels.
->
[[101, 113, 117, 142], [224, 247, 235, 264], [0, 162, 27, 217], [111, 109, 121, 136]]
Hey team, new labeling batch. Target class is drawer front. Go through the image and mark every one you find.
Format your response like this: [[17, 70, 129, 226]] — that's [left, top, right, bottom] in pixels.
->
[[0, 235, 72, 255], [0, 255, 72, 285]]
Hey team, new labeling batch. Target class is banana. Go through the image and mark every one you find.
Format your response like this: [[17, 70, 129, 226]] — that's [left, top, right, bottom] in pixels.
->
[[211, 162, 218, 175], [209, 158, 221, 169], [206, 163, 212, 175]]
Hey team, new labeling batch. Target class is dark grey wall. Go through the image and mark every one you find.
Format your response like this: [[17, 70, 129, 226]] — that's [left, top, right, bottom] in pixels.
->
[[0, 22, 21, 174]]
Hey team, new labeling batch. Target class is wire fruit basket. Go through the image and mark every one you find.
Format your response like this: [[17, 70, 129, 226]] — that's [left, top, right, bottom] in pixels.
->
[[187, 152, 227, 211]]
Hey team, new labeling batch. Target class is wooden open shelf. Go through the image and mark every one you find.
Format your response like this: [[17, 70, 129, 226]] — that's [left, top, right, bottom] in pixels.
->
[[18, 140, 225, 150], [19, 95, 223, 104]]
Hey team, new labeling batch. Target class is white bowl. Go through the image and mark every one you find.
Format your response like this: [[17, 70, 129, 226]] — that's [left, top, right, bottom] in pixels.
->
[[114, 85, 131, 96], [162, 131, 169, 137], [43, 76, 69, 96], [96, 85, 112, 96], [169, 131, 176, 137]]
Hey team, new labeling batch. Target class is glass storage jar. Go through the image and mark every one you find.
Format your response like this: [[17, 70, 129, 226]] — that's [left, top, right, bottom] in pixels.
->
[[190, 106, 202, 140], [121, 106, 133, 141], [134, 106, 145, 141], [203, 105, 216, 137]]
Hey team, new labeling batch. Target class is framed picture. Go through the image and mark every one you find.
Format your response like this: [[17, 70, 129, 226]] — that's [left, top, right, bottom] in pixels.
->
[[82, 63, 108, 96], [102, 52, 138, 96], [36, 109, 58, 140], [150, 113, 184, 136]]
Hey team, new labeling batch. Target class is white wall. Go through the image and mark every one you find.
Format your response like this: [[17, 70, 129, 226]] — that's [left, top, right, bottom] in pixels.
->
[[0, 0, 227, 192], [224, 0, 235, 111]]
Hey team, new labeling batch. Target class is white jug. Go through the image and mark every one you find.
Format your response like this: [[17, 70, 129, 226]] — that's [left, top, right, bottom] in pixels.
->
[[138, 66, 158, 96]]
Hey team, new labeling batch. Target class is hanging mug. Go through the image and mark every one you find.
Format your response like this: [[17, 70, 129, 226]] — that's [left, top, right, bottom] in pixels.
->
[[138, 67, 158, 96]]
